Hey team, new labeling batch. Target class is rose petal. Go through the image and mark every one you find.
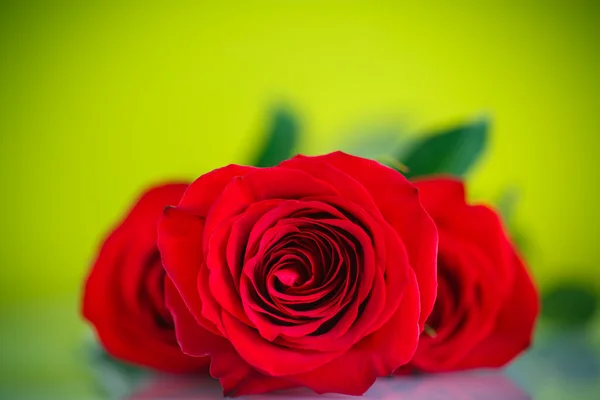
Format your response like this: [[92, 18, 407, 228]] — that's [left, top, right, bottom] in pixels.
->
[[158, 206, 221, 335], [83, 184, 207, 373], [411, 232, 508, 370], [164, 278, 228, 356], [279, 156, 382, 218], [313, 151, 438, 329], [221, 310, 344, 376], [452, 251, 538, 369], [203, 168, 341, 256], [209, 349, 297, 396], [414, 177, 466, 216], [287, 268, 421, 395], [227, 200, 282, 285], [178, 164, 255, 217]]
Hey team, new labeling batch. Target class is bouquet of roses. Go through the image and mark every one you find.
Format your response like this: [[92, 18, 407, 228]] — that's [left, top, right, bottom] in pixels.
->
[[82, 111, 538, 397]]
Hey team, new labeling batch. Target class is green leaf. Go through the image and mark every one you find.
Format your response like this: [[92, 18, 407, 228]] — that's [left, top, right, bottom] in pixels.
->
[[253, 106, 300, 167], [542, 282, 599, 328], [399, 118, 489, 178]]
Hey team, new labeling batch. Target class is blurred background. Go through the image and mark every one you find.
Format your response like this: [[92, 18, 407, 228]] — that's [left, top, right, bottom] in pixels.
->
[[1, 1, 599, 399]]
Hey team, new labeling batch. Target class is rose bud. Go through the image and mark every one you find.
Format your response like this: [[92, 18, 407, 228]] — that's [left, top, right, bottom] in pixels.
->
[[403, 177, 539, 372], [158, 152, 439, 396], [82, 184, 209, 372]]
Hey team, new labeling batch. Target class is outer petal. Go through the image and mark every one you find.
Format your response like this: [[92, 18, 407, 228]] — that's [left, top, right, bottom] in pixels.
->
[[203, 167, 341, 250], [158, 206, 221, 334], [409, 177, 538, 372], [413, 177, 466, 218], [416, 178, 513, 300], [83, 183, 208, 373], [167, 278, 297, 396], [165, 277, 229, 356], [278, 155, 382, 218], [286, 268, 421, 395], [209, 348, 297, 397], [313, 151, 438, 328], [443, 205, 514, 299], [411, 231, 509, 371], [178, 164, 256, 217], [85, 226, 205, 372], [220, 310, 344, 376], [452, 252, 538, 369]]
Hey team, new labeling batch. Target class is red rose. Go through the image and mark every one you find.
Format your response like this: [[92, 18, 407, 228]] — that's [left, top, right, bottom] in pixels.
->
[[404, 177, 538, 372], [157, 152, 438, 396], [82, 184, 209, 373]]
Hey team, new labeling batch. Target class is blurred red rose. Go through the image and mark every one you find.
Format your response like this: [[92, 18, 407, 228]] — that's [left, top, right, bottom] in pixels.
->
[[402, 177, 538, 372], [157, 152, 438, 396], [82, 183, 209, 373]]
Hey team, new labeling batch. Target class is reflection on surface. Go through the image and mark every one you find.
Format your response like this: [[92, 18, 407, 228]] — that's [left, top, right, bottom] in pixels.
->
[[125, 372, 528, 400], [2, 298, 600, 400]]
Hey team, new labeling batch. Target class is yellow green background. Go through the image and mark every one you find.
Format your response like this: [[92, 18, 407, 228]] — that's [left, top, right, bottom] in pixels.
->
[[1, 0, 599, 310]]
